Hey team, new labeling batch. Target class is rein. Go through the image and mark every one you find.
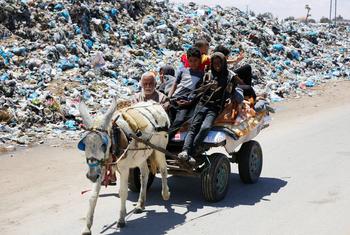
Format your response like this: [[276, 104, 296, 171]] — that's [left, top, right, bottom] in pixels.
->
[[107, 145, 152, 166]]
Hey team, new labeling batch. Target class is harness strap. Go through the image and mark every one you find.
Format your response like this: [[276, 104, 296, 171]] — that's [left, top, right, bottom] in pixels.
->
[[154, 126, 169, 132], [81, 126, 109, 135], [102, 155, 116, 187], [128, 133, 193, 173], [144, 107, 160, 126]]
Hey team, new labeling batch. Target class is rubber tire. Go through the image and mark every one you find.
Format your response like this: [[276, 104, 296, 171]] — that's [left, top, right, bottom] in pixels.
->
[[128, 167, 155, 192], [238, 140, 263, 184], [201, 153, 231, 202]]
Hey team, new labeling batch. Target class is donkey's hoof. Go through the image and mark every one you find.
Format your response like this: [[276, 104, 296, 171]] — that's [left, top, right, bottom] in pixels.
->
[[162, 191, 170, 201], [117, 221, 126, 228], [134, 207, 144, 214], [81, 230, 91, 235]]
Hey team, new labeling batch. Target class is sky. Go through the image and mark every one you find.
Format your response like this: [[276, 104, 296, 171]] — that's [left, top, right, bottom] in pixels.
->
[[171, 0, 350, 20]]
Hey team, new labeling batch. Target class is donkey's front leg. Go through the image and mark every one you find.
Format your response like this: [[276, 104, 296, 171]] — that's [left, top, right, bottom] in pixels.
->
[[155, 151, 170, 201], [135, 162, 149, 214], [117, 168, 129, 228], [82, 179, 102, 235]]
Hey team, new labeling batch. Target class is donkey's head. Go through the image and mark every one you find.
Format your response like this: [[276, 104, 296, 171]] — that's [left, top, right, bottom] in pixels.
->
[[78, 100, 117, 183]]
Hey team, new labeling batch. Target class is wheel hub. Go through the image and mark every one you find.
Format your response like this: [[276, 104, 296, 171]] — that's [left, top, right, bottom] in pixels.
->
[[250, 148, 261, 175], [216, 164, 229, 194]]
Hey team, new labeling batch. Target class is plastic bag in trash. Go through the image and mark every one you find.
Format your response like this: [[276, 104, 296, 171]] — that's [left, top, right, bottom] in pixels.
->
[[90, 52, 105, 69], [272, 44, 284, 52], [65, 120, 77, 130], [57, 58, 75, 71]]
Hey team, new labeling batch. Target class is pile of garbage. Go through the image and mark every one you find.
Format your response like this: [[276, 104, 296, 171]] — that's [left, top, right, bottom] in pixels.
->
[[0, 0, 349, 147]]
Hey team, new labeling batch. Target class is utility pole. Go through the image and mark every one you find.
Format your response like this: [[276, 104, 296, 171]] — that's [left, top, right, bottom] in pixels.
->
[[334, 0, 337, 26], [329, 0, 333, 24]]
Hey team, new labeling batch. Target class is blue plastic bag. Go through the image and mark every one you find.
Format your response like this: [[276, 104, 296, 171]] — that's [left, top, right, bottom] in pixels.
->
[[58, 59, 75, 71], [110, 8, 119, 17], [65, 120, 77, 130], [85, 39, 94, 50], [74, 25, 81, 34], [305, 80, 315, 87], [284, 60, 291, 66], [308, 31, 318, 37], [104, 23, 111, 32], [28, 92, 38, 100], [0, 49, 13, 64], [54, 3, 64, 11], [273, 44, 284, 52], [60, 10, 70, 21], [11, 47, 28, 56], [182, 43, 192, 51], [291, 50, 300, 60], [82, 90, 91, 100], [0, 73, 9, 81]]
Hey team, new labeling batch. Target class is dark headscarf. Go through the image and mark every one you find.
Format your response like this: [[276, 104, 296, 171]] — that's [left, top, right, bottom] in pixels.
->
[[160, 65, 175, 77], [210, 52, 228, 78]]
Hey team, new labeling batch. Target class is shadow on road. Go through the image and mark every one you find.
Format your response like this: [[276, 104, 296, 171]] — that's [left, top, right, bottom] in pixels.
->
[[100, 173, 287, 234]]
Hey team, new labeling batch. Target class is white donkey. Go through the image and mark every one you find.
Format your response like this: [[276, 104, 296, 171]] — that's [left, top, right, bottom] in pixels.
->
[[78, 99, 171, 235]]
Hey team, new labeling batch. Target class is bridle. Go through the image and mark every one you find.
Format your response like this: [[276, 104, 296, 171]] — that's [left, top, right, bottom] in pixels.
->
[[79, 126, 152, 169], [79, 127, 110, 169]]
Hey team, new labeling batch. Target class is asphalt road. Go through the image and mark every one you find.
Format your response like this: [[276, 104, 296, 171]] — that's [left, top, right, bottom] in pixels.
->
[[1, 96, 350, 235]]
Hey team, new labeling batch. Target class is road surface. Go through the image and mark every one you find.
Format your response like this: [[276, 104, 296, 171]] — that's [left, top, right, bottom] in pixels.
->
[[1, 81, 350, 235]]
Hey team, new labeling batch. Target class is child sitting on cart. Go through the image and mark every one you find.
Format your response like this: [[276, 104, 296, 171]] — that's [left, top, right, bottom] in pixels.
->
[[214, 45, 257, 100], [178, 52, 244, 164], [168, 47, 205, 139]]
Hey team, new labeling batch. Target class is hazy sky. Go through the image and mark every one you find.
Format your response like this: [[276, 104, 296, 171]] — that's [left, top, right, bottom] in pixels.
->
[[171, 0, 350, 20]]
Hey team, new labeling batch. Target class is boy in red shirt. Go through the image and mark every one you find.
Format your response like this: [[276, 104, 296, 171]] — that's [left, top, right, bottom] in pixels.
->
[[181, 40, 210, 72]]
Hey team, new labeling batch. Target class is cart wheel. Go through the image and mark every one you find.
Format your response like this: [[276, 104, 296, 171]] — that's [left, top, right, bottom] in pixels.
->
[[238, 140, 263, 184], [201, 153, 231, 202], [128, 167, 155, 192]]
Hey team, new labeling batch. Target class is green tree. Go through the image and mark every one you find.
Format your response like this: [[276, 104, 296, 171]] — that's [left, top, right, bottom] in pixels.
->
[[320, 17, 331, 23], [335, 15, 344, 21], [284, 16, 296, 21], [258, 12, 274, 20]]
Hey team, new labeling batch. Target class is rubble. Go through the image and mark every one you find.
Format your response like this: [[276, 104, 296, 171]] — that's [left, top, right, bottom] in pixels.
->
[[0, 0, 349, 147]]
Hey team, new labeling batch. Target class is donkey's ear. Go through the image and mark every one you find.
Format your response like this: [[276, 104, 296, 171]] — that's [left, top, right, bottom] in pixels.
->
[[79, 101, 93, 129], [101, 98, 118, 130]]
